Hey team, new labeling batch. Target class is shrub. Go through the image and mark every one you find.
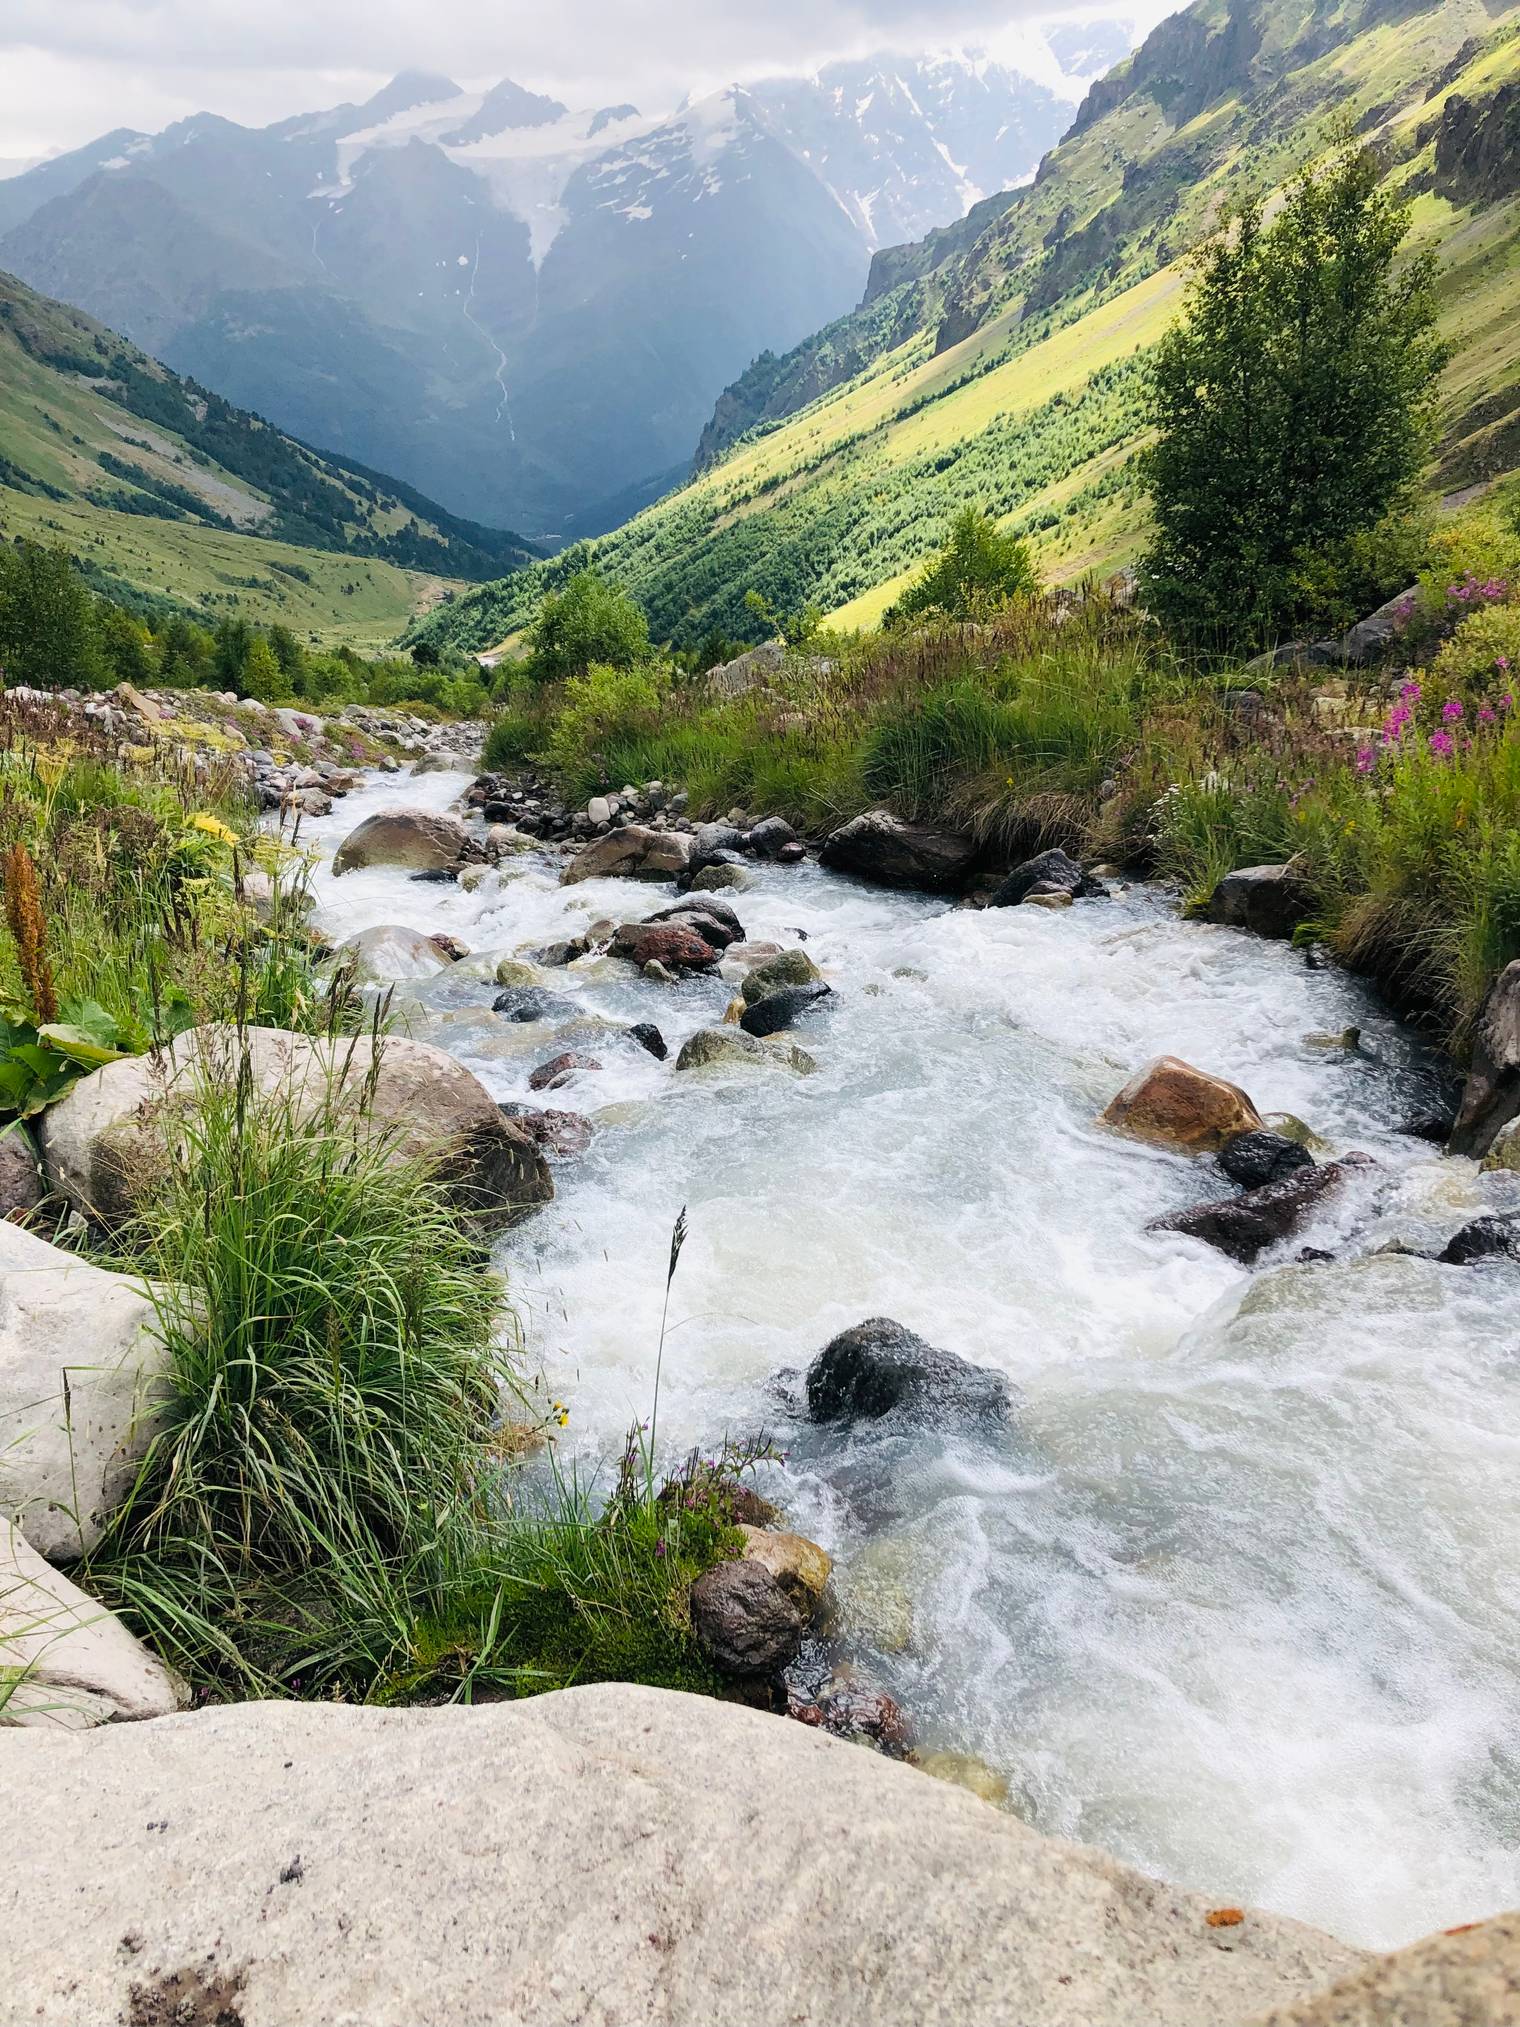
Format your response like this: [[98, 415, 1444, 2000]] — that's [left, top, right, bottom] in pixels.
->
[[891, 505, 1037, 624], [1429, 602, 1520, 698], [546, 661, 671, 789], [524, 568, 650, 682]]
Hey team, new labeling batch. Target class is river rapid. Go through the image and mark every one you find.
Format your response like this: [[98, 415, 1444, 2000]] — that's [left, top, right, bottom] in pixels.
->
[[301, 766, 1520, 1952]]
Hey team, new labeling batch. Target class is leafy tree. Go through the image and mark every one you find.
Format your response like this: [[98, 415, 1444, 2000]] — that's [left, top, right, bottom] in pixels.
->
[[0, 542, 111, 691], [240, 635, 287, 703], [266, 623, 305, 681], [525, 569, 649, 682], [892, 506, 1037, 623], [1140, 142, 1446, 650], [99, 605, 160, 688], [157, 615, 216, 689], [213, 617, 255, 692]]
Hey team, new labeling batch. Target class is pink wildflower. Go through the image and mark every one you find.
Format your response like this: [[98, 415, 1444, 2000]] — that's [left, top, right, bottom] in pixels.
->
[[1399, 681, 1422, 703], [1428, 730, 1455, 758], [1442, 697, 1464, 722], [1355, 746, 1376, 773], [1479, 705, 1497, 725]]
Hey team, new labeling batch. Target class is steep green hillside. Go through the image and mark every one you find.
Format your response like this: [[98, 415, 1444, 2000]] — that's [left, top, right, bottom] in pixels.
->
[[0, 270, 539, 645], [413, 0, 1520, 655]]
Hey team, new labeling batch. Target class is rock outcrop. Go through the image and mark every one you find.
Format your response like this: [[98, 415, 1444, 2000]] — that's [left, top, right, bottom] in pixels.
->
[[987, 848, 1088, 909], [1150, 1158, 1370, 1264], [1, 1518, 185, 1729], [819, 809, 979, 892], [331, 807, 483, 878], [0, 1222, 168, 1560], [675, 1028, 817, 1075], [1101, 1058, 1263, 1154], [39, 1027, 551, 1233], [806, 1317, 1012, 1430], [1448, 959, 1520, 1158], [561, 826, 693, 886], [0, 1687, 1370, 2027], [338, 923, 453, 980]]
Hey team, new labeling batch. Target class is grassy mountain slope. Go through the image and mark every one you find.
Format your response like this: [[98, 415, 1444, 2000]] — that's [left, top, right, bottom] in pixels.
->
[[0, 270, 539, 645], [412, 0, 1520, 656]]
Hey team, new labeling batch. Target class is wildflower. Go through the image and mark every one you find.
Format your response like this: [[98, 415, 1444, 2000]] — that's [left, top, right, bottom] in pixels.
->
[[1497, 657, 1511, 674], [1479, 705, 1497, 725], [1, 842, 57, 1023], [1399, 681, 1422, 703], [1442, 698, 1464, 722], [1355, 747, 1375, 774], [188, 812, 239, 847], [1504, 695, 1514, 713], [1428, 730, 1455, 758]]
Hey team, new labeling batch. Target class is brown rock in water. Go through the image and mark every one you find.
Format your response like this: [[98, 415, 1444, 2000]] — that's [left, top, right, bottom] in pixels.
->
[[527, 1052, 603, 1093], [560, 825, 692, 886], [498, 1105, 593, 1158], [1101, 1056, 1263, 1154], [689, 1559, 804, 1676], [819, 808, 979, 892], [609, 922, 718, 972]]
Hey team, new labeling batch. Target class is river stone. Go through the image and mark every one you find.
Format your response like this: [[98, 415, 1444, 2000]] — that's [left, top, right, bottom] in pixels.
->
[[1438, 1214, 1520, 1265], [806, 1317, 1012, 1430], [38, 1026, 551, 1235], [987, 848, 1085, 908], [498, 1105, 593, 1159], [0, 1222, 170, 1561], [1203, 864, 1316, 940], [331, 807, 482, 878], [819, 809, 980, 893], [1101, 1056, 1263, 1154], [1, 1518, 186, 1730], [561, 825, 692, 886], [627, 1023, 668, 1061], [1023, 888, 1074, 910], [737, 1525, 831, 1610], [1449, 958, 1520, 1158], [746, 816, 799, 859], [674, 1028, 817, 1076], [693, 822, 747, 860], [494, 957, 546, 989], [741, 948, 823, 1004], [740, 984, 832, 1037], [690, 862, 752, 894], [0, 1686, 1368, 2027], [0, 1122, 43, 1220], [646, 896, 745, 947], [528, 1051, 603, 1092], [337, 923, 451, 981], [610, 922, 718, 972], [1150, 1158, 1371, 1264], [491, 987, 581, 1023], [1261, 1112, 1333, 1155], [911, 1749, 1011, 1808], [689, 1559, 804, 1676], [1219, 1131, 1316, 1190]]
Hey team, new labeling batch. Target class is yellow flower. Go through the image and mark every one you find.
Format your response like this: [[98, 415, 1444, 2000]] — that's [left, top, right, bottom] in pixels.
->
[[188, 813, 239, 847]]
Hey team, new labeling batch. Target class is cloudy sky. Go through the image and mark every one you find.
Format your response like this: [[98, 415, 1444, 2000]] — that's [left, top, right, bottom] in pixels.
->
[[0, 0, 1171, 162]]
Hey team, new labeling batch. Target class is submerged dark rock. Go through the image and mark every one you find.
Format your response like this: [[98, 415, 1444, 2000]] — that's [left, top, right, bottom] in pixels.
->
[[1151, 1156, 1372, 1264], [498, 1104, 594, 1158], [805, 1317, 1012, 1430], [627, 1022, 669, 1061], [819, 810, 979, 893], [740, 984, 832, 1037], [492, 987, 580, 1023], [1439, 1215, 1520, 1266], [1218, 1130, 1315, 1190]]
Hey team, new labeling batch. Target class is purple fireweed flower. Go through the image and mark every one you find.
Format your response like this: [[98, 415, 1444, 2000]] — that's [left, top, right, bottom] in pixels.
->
[[1355, 747, 1376, 773], [1497, 656, 1512, 673], [1479, 705, 1497, 725], [1428, 730, 1455, 758], [1443, 697, 1464, 721], [1400, 681, 1422, 702]]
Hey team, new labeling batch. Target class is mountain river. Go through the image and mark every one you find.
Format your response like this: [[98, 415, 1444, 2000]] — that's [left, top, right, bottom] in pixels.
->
[[302, 765, 1520, 1952]]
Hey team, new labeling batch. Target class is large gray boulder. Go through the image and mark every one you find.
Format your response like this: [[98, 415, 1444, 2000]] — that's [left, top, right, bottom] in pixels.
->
[[331, 807, 483, 877], [0, 1685, 1365, 2026], [0, 1222, 168, 1560], [337, 923, 452, 981], [39, 1026, 552, 1234], [806, 1317, 1012, 1430], [1, 1518, 185, 1729], [820, 809, 979, 892], [561, 825, 693, 886], [1449, 959, 1520, 1158]]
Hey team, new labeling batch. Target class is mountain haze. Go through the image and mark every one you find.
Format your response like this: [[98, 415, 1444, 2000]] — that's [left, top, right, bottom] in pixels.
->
[[0, 52, 1091, 544]]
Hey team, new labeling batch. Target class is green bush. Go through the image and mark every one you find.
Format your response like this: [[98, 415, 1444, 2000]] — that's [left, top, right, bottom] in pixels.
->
[[1429, 603, 1520, 698], [891, 505, 1037, 624], [546, 661, 672, 789], [524, 568, 650, 682]]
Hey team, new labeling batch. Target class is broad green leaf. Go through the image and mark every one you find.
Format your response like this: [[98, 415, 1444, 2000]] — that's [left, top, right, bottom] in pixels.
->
[[38, 1024, 130, 1067]]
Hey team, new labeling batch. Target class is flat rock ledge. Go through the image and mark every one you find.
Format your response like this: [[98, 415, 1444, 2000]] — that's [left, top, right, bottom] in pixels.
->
[[0, 1684, 1373, 2027]]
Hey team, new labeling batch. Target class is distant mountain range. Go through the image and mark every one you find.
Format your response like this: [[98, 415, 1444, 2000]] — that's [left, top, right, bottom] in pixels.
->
[[0, 44, 1117, 543]]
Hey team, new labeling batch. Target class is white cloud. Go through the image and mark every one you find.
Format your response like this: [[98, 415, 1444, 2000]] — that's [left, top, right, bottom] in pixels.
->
[[0, 1, 1174, 158]]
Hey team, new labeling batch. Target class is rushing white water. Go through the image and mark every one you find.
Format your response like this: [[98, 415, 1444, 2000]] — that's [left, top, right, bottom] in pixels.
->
[[303, 768, 1520, 1951]]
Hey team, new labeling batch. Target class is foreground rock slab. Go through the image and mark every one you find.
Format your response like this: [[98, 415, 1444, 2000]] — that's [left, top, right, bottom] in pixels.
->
[[1449, 958, 1520, 1159], [1, 1518, 185, 1729], [0, 1686, 1366, 2027], [0, 1222, 168, 1560]]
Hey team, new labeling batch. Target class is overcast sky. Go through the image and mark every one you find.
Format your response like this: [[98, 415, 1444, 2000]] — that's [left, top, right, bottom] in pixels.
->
[[0, 1, 1173, 162]]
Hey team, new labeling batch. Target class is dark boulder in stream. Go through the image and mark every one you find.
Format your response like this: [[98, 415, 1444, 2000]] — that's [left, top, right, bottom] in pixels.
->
[[740, 984, 832, 1037], [689, 1559, 804, 1677], [806, 1318, 1013, 1430], [644, 897, 744, 949], [1218, 1130, 1315, 1189], [492, 988, 581, 1022], [627, 1023, 668, 1061], [1439, 1215, 1520, 1265], [987, 848, 1089, 909], [819, 810, 979, 893], [1151, 1156, 1373, 1263]]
